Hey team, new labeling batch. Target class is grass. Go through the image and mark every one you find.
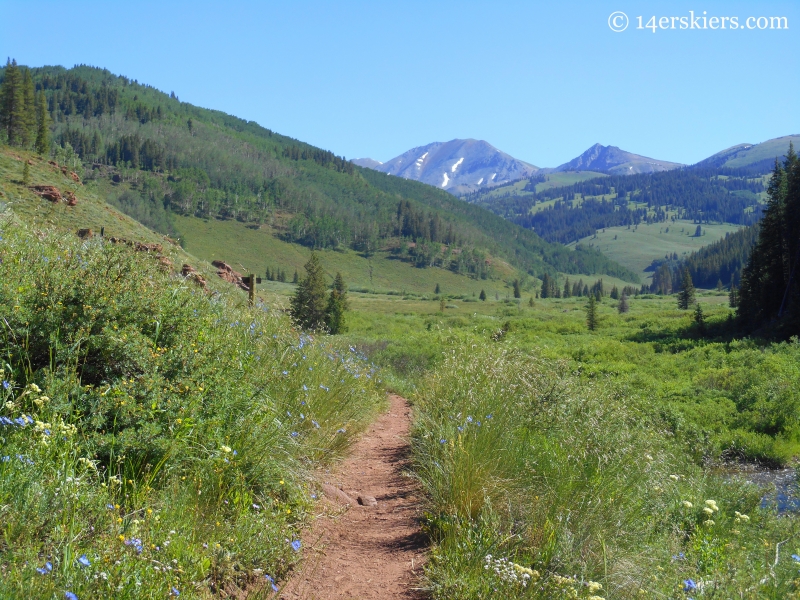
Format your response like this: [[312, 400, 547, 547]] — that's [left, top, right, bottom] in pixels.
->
[[0, 216, 383, 599], [570, 220, 743, 283]]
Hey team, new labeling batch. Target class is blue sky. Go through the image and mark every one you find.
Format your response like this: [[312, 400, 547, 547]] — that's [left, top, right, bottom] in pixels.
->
[[1, 0, 797, 166]]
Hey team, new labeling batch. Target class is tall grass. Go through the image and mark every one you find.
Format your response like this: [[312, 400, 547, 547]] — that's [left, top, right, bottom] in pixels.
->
[[0, 218, 383, 598], [412, 345, 800, 599]]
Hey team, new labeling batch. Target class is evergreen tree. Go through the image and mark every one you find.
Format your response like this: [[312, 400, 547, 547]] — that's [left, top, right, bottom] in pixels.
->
[[0, 58, 24, 145], [325, 272, 348, 334], [528, 296, 534, 307], [512, 279, 521, 298], [20, 68, 36, 148], [479, 289, 486, 301], [292, 270, 298, 284], [677, 267, 695, 310], [693, 302, 705, 331], [618, 293, 629, 314], [434, 283, 440, 294], [738, 147, 800, 330], [34, 90, 49, 155], [610, 285, 619, 300], [563, 278, 571, 298], [22, 161, 30, 186], [290, 253, 328, 331], [728, 284, 738, 308], [586, 295, 598, 331]]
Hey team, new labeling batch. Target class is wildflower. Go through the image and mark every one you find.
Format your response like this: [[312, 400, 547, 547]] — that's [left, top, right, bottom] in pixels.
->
[[703, 519, 715, 527], [290, 432, 299, 438], [171, 587, 180, 596], [220, 445, 232, 453], [466, 416, 473, 423], [791, 554, 800, 563], [681, 501, 693, 508], [282, 371, 288, 375], [312, 420, 320, 429], [65, 593, 78, 600], [291, 540, 301, 552], [670, 474, 680, 481], [440, 439, 446, 444], [683, 579, 697, 592], [587, 581, 602, 593], [28, 383, 41, 393], [265, 574, 279, 592], [486, 414, 493, 419], [2, 381, 9, 390], [702, 507, 714, 515], [704, 499, 719, 512], [302, 385, 308, 391], [457, 426, 463, 432], [337, 428, 346, 434], [645, 454, 653, 461], [77, 554, 90, 567], [734, 511, 750, 523]]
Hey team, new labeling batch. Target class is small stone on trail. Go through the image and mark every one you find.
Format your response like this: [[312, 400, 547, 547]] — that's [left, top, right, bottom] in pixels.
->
[[357, 495, 377, 507], [322, 483, 356, 505]]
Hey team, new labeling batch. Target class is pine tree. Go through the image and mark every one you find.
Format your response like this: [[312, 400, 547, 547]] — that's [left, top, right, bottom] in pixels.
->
[[325, 272, 348, 334], [434, 283, 440, 294], [677, 267, 695, 310], [610, 285, 619, 300], [693, 302, 705, 331], [34, 90, 49, 155], [618, 293, 629, 314], [563, 278, 571, 298], [22, 161, 30, 186], [728, 284, 738, 308], [540, 273, 551, 298], [292, 270, 298, 284], [479, 289, 486, 301], [513, 279, 521, 298], [20, 68, 36, 149], [586, 295, 598, 331], [0, 58, 24, 145], [289, 253, 329, 331]]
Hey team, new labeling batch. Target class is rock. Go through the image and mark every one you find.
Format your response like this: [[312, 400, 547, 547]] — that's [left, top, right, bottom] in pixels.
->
[[321, 483, 356, 505], [65, 191, 78, 206], [70, 171, 81, 184], [181, 264, 208, 289], [77, 228, 93, 239], [357, 495, 378, 507], [30, 185, 62, 202], [212, 260, 249, 291]]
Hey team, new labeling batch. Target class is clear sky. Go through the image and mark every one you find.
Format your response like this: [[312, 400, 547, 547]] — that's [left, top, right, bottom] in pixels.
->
[[1, 0, 798, 166]]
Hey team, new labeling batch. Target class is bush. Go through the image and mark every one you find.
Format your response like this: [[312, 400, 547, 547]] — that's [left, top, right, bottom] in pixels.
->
[[0, 220, 383, 598]]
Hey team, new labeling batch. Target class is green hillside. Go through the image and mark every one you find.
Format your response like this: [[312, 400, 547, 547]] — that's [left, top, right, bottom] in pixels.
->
[[0, 61, 636, 285]]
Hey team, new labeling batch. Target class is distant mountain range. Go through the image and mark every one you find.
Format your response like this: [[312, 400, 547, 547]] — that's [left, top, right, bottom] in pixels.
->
[[353, 134, 799, 195]]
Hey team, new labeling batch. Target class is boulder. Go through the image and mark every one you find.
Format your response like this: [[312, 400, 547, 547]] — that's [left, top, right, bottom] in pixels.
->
[[30, 185, 62, 202]]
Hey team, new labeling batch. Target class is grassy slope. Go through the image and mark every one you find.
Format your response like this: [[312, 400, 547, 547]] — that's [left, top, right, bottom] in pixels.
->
[[174, 214, 514, 296], [569, 220, 743, 283]]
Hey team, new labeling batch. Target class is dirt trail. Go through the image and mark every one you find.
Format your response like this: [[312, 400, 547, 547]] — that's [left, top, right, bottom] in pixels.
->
[[281, 394, 427, 599]]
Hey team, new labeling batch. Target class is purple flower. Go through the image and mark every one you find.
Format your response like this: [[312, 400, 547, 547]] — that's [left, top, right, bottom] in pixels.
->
[[792, 554, 800, 562], [65, 593, 78, 600], [2, 381, 9, 389], [439, 439, 446, 444], [683, 579, 697, 592], [36, 561, 53, 575], [291, 432, 299, 437], [291, 540, 301, 552], [266, 574, 279, 592], [171, 587, 180, 596], [77, 554, 90, 567]]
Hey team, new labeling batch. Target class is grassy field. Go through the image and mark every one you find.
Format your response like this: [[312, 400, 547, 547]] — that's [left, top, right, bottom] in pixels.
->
[[570, 220, 743, 284], [337, 287, 800, 598]]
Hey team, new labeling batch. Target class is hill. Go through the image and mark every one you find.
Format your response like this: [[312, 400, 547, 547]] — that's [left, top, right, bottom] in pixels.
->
[[0, 62, 635, 285], [361, 138, 539, 195], [554, 143, 683, 175], [693, 134, 800, 173]]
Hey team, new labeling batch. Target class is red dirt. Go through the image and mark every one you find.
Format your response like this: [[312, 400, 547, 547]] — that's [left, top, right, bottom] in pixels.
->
[[280, 394, 427, 599]]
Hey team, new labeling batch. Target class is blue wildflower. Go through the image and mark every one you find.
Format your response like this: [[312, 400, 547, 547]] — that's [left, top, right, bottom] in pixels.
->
[[2, 381, 9, 389], [792, 554, 800, 562], [171, 587, 180, 596], [282, 371, 288, 375], [457, 426, 463, 432], [65, 592, 78, 600], [291, 540, 301, 552], [683, 579, 697, 592], [77, 554, 90, 567], [1, 456, 9, 462], [337, 428, 346, 434], [466, 416, 473, 423], [106, 504, 115, 510], [440, 439, 446, 444], [266, 574, 279, 592], [302, 385, 308, 391], [486, 414, 493, 419], [312, 420, 320, 429], [291, 432, 299, 438]]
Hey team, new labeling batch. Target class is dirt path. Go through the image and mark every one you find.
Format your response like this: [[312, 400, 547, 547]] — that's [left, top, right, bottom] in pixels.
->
[[280, 394, 427, 599]]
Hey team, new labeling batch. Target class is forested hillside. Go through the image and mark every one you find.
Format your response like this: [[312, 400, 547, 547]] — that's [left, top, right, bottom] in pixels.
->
[[469, 168, 766, 244], [0, 60, 636, 281]]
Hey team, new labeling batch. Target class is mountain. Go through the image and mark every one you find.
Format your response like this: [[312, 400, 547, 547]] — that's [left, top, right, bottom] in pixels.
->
[[693, 134, 800, 172], [555, 143, 683, 175], [351, 157, 383, 169], [361, 139, 539, 195], [0, 62, 639, 285]]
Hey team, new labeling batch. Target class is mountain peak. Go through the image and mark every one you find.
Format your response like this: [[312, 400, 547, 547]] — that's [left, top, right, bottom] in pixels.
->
[[556, 144, 683, 175], [354, 139, 538, 195]]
